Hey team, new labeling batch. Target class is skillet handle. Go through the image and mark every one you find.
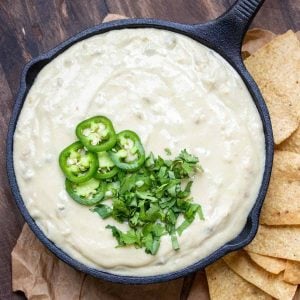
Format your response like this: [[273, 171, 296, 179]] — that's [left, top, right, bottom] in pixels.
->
[[192, 0, 265, 63]]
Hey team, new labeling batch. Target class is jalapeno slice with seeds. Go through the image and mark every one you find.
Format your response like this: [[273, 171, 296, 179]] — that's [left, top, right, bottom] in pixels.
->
[[94, 152, 118, 180], [65, 178, 104, 206], [76, 116, 117, 152], [109, 130, 145, 171], [59, 141, 98, 183]]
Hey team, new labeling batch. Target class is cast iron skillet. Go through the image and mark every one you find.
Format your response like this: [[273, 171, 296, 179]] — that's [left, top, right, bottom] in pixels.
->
[[7, 0, 273, 284]]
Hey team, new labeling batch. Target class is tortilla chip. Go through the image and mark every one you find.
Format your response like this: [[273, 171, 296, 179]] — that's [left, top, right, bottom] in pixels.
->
[[260, 151, 300, 225], [275, 150, 300, 176], [224, 251, 297, 299], [260, 179, 300, 225], [284, 261, 300, 285], [205, 259, 272, 300], [245, 225, 300, 261], [278, 126, 300, 154], [242, 28, 276, 58], [245, 30, 300, 145], [247, 251, 286, 274], [272, 151, 300, 180]]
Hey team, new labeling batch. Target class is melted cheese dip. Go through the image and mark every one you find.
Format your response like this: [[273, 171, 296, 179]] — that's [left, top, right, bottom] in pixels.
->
[[14, 29, 265, 276]]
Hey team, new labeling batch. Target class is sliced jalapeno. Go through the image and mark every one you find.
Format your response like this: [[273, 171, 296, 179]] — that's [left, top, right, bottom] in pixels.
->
[[76, 116, 117, 152], [59, 141, 98, 183], [109, 130, 145, 172], [65, 178, 104, 206], [94, 152, 118, 180]]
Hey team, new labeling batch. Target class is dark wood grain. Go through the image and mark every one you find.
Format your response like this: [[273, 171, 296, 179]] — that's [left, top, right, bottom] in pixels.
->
[[0, 1, 299, 299]]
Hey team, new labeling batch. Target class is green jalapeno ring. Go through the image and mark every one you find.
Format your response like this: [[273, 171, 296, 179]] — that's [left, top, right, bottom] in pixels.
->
[[109, 130, 145, 172], [94, 152, 118, 180], [59, 141, 98, 183], [76, 116, 117, 152], [65, 178, 104, 206]]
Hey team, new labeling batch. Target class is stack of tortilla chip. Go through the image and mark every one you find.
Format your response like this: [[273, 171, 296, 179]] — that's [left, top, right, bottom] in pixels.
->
[[199, 31, 300, 300]]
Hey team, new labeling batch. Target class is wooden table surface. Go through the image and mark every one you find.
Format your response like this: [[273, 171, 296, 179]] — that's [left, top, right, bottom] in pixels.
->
[[0, 1, 299, 299]]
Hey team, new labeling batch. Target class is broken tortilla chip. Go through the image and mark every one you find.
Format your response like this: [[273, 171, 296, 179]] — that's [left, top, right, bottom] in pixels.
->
[[278, 126, 300, 154], [242, 28, 276, 58], [224, 251, 297, 300], [205, 259, 272, 300], [247, 251, 286, 274], [245, 30, 300, 145], [271, 151, 300, 180], [260, 179, 300, 225], [260, 151, 300, 225], [245, 225, 300, 262], [284, 261, 300, 285]]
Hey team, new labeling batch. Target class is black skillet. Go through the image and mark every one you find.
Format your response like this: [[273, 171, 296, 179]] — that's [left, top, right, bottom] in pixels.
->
[[7, 0, 273, 284]]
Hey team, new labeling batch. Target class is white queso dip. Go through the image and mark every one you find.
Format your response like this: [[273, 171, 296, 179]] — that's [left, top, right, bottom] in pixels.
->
[[14, 29, 265, 276]]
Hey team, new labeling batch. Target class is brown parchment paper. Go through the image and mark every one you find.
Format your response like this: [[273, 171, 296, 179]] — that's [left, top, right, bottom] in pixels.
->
[[11, 14, 300, 300], [12, 225, 184, 300]]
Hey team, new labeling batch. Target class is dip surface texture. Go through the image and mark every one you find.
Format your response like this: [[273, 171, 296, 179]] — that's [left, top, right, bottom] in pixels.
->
[[14, 29, 265, 276]]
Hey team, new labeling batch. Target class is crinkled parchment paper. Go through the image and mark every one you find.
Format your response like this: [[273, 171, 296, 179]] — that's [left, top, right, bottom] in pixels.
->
[[12, 224, 184, 299]]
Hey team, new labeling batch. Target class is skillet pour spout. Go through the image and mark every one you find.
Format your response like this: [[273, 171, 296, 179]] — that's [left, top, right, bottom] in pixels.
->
[[6, 0, 273, 284]]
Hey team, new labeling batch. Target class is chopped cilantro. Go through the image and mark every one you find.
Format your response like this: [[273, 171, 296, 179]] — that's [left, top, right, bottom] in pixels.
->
[[92, 149, 204, 255], [171, 232, 180, 251], [92, 204, 112, 219]]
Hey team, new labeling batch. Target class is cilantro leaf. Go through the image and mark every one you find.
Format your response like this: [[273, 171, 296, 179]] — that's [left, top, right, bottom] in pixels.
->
[[93, 149, 204, 255], [92, 204, 112, 219], [178, 149, 199, 163], [171, 233, 180, 251], [177, 219, 192, 236], [112, 199, 130, 222]]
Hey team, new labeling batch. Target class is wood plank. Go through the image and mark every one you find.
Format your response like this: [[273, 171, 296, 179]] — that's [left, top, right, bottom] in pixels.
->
[[105, 0, 228, 23], [0, 63, 25, 299]]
